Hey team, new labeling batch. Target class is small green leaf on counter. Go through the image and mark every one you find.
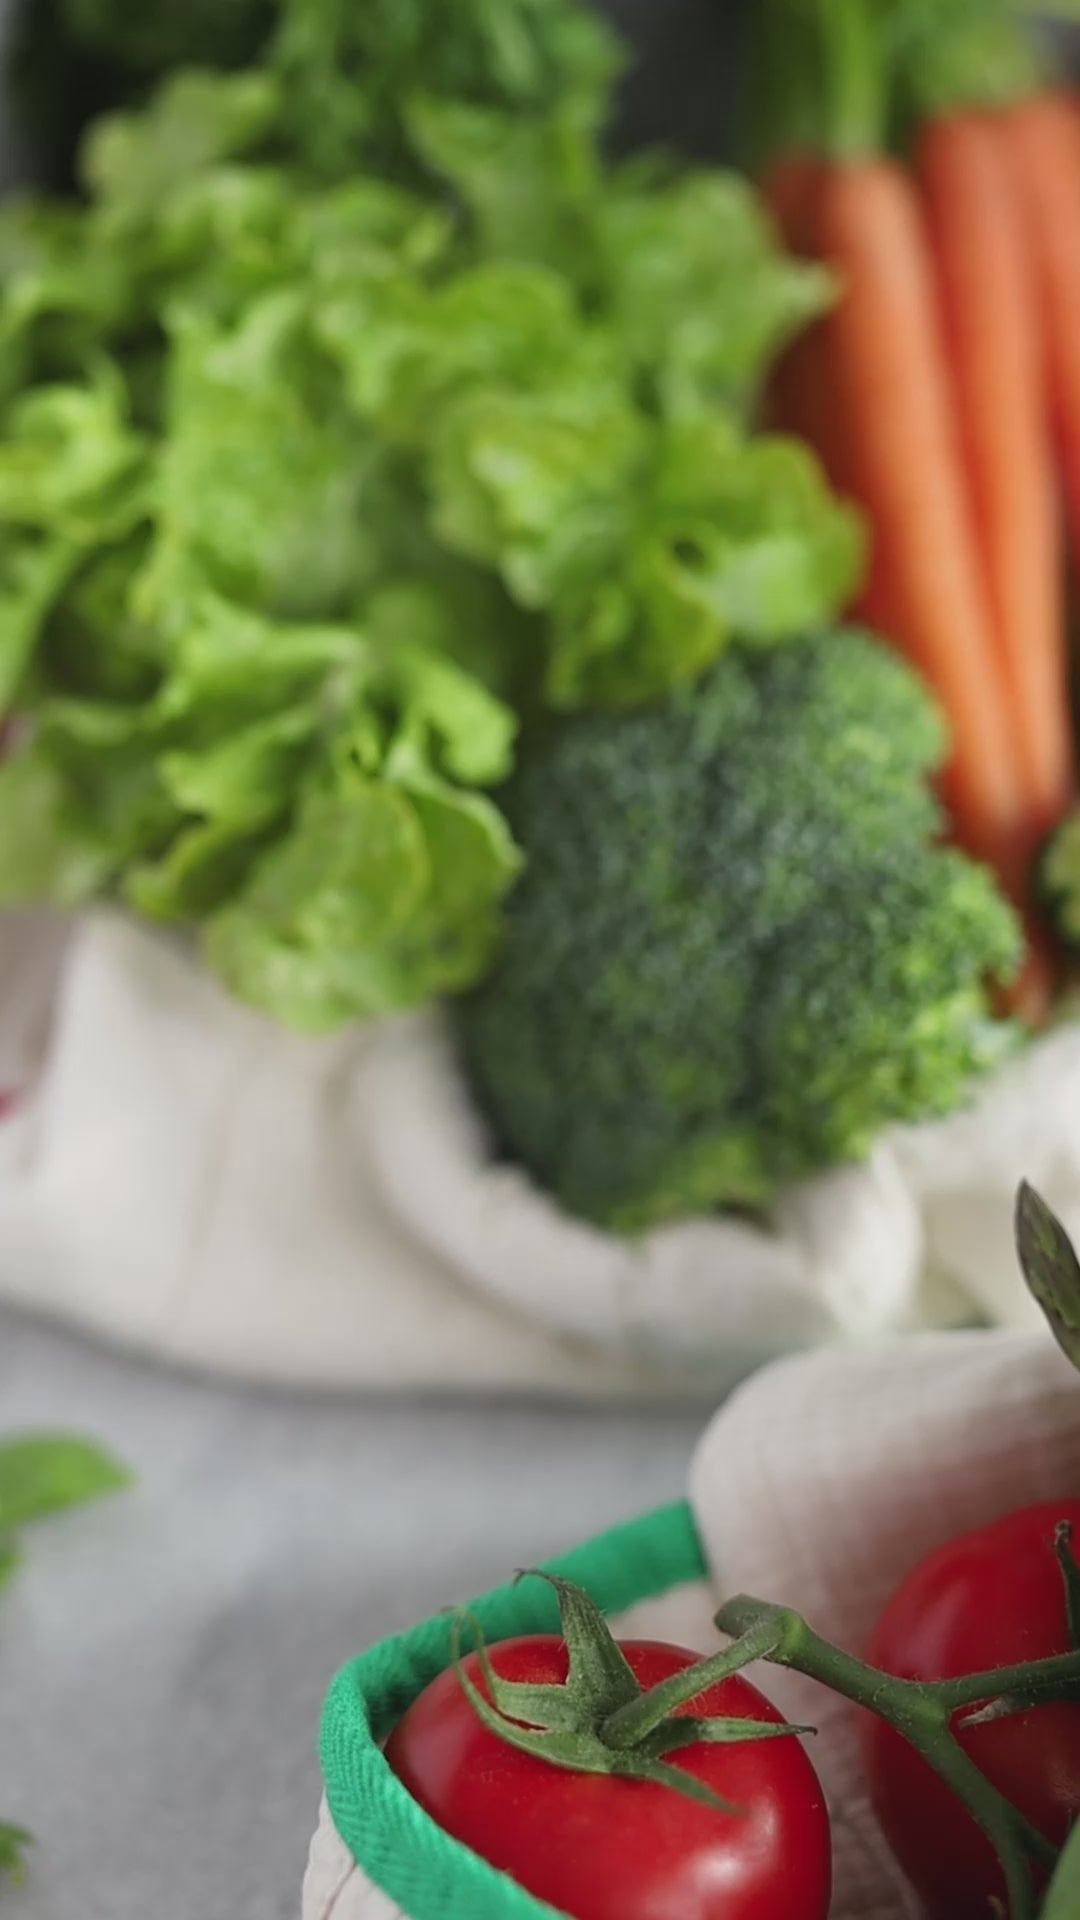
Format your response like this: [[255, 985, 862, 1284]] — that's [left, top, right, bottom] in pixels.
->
[[0, 1434, 130, 1534], [0, 1823, 32, 1886], [0, 1543, 22, 1596]]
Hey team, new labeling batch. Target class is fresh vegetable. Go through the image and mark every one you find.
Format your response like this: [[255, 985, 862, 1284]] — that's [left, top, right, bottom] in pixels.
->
[[0, 1432, 129, 1881], [7, 0, 274, 191], [706, 1576, 1073, 1920], [863, 1502, 1080, 1920], [268, 0, 623, 192], [916, 112, 1072, 852], [756, 0, 1078, 1003], [895, 3, 1076, 863], [459, 629, 1021, 1231], [810, 153, 1032, 894], [1005, 93, 1080, 617], [595, 1183, 1080, 1920], [378, 1190, 1080, 1920], [0, 3, 853, 1032], [386, 1575, 832, 1920]]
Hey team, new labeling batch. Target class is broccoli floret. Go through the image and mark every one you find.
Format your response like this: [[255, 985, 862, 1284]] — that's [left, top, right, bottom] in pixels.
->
[[458, 631, 1021, 1232]]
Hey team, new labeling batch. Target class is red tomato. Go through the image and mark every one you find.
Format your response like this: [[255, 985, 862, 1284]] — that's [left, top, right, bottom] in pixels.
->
[[863, 1500, 1080, 1919], [385, 1634, 832, 1920]]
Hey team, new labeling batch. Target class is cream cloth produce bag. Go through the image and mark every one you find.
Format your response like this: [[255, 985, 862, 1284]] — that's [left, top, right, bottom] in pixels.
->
[[0, 907, 1076, 1394], [304, 1327, 1080, 1920]]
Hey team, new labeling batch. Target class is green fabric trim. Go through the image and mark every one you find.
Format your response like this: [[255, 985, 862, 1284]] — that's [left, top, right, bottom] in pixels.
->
[[319, 1499, 707, 1920]]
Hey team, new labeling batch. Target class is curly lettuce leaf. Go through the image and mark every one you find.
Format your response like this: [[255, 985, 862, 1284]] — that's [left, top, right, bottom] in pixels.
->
[[204, 757, 520, 1029], [0, 0, 863, 1030], [270, 0, 620, 184], [0, 751, 114, 904], [407, 95, 603, 280], [0, 197, 134, 398], [143, 295, 389, 621], [646, 420, 867, 641], [315, 258, 609, 448], [1, 568, 520, 1025], [599, 168, 836, 418], [81, 68, 281, 218], [0, 535, 80, 708], [428, 382, 643, 605], [0, 374, 148, 540], [430, 386, 863, 707], [185, 617, 520, 1026], [362, 572, 543, 711]]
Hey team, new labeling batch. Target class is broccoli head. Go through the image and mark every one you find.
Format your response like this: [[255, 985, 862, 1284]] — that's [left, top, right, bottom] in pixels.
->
[[458, 630, 1021, 1232]]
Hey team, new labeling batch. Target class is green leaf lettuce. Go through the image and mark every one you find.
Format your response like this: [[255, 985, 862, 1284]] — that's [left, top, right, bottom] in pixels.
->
[[0, 0, 861, 1031]]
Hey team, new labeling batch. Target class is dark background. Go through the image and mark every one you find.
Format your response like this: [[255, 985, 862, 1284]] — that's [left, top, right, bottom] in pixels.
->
[[598, 0, 745, 160], [4, 0, 748, 186], [598, 2, 1080, 160], [8, 1, 1077, 190]]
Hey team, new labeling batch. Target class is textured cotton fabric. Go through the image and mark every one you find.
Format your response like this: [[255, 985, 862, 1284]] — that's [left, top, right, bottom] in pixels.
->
[[303, 1585, 722, 1920], [305, 1505, 717, 1920], [305, 1328, 1080, 1920], [691, 1327, 1080, 1918], [1, 911, 1070, 1398]]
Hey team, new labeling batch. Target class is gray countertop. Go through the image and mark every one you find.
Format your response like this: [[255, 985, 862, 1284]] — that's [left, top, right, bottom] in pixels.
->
[[0, 1306, 703, 1920]]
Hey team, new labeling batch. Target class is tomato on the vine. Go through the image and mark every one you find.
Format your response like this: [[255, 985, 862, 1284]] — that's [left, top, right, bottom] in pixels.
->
[[863, 1500, 1080, 1920], [385, 1633, 832, 1920]]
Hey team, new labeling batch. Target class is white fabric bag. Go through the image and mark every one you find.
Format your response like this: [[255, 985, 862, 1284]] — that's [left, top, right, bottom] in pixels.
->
[[303, 1326, 1080, 1920], [1, 907, 1075, 1395]]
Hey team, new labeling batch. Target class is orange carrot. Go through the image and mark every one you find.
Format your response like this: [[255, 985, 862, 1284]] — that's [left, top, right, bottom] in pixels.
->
[[811, 158, 1032, 902], [764, 159, 899, 637], [1004, 96, 1080, 597], [916, 113, 1074, 850]]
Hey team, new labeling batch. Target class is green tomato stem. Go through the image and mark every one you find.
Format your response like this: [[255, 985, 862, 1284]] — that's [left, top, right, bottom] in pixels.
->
[[938, 1650, 1080, 1715], [716, 1596, 1048, 1920], [600, 1616, 787, 1751], [1054, 1523, 1080, 1652]]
